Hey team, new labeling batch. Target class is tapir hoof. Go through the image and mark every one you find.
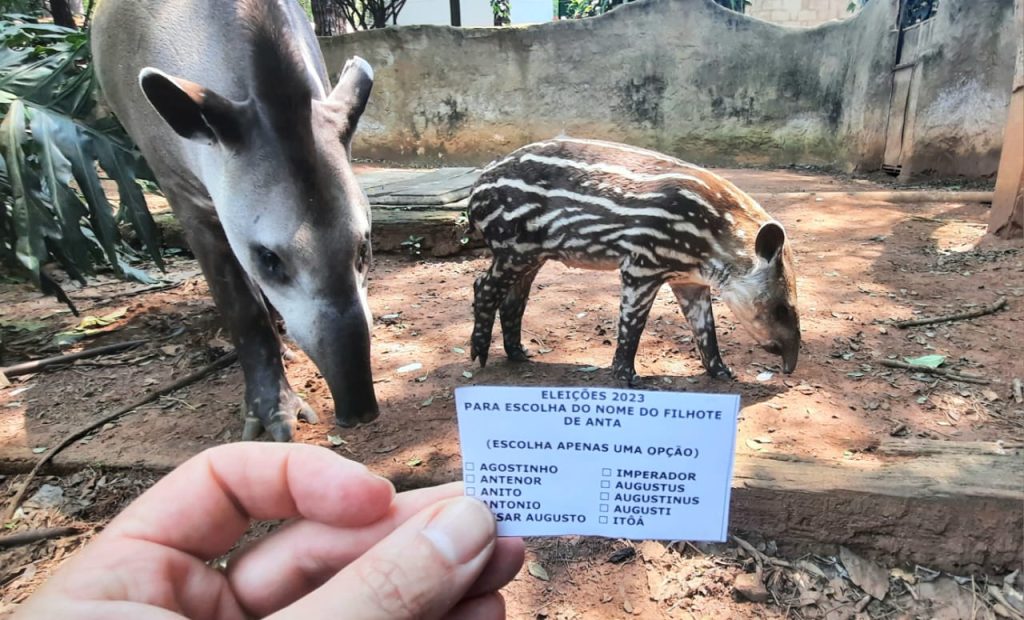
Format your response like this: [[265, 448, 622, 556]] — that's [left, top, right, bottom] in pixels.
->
[[241, 412, 299, 442], [612, 365, 638, 385], [334, 406, 379, 428], [706, 364, 735, 380], [471, 342, 489, 367], [238, 393, 317, 442], [506, 345, 530, 363]]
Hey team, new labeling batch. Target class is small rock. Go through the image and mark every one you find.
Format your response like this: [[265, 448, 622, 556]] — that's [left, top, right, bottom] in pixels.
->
[[734, 572, 769, 603], [27, 484, 64, 509]]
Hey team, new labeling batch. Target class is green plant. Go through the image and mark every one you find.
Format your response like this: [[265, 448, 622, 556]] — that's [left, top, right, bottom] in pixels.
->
[[490, 0, 510, 25], [400, 234, 424, 258], [0, 15, 162, 312]]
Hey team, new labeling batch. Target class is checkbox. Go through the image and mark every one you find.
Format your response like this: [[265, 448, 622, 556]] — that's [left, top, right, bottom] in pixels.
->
[[600, 480, 611, 489], [601, 468, 612, 476], [465, 475, 475, 483], [600, 492, 609, 500], [466, 487, 476, 496], [599, 516, 608, 524], [600, 504, 609, 513], [465, 463, 475, 471]]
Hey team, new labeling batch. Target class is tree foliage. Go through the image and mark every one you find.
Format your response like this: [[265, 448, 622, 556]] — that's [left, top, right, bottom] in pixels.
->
[[0, 15, 162, 311], [311, 0, 408, 32], [491, 0, 510, 25], [566, 0, 749, 19]]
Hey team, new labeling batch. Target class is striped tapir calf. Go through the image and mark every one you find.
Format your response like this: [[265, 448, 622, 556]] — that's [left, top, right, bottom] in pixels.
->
[[93, 0, 379, 440], [468, 138, 800, 383]]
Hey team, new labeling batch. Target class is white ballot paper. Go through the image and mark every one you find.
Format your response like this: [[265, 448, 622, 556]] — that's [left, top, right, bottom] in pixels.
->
[[456, 385, 740, 541]]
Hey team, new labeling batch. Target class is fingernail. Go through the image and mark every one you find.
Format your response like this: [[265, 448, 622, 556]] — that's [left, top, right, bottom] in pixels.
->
[[422, 497, 495, 564], [371, 472, 396, 497]]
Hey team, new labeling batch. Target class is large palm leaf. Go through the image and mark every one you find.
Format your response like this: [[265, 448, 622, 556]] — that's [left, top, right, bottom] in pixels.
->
[[0, 16, 162, 313]]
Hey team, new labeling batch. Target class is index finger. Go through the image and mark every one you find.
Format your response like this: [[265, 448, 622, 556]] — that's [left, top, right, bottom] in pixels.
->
[[102, 442, 395, 560]]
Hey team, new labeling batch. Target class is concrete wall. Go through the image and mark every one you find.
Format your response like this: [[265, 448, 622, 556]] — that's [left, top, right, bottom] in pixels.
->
[[747, 0, 853, 27], [897, 0, 1018, 178], [321, 0, 1016, 177]]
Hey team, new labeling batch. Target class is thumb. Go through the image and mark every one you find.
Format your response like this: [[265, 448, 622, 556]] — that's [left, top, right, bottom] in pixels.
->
[[270, 496, 499, 620]]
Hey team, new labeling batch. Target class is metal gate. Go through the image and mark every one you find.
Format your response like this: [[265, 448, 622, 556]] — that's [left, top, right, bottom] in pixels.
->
[[882, 0, 941, 174]]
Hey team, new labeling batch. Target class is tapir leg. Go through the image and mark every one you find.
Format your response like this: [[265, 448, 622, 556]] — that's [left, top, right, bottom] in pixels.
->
[[500, 261, 544, 362], [670, 283, 733, 379], [612, 270, 663, 384], [471, 254, 532, 367], [169, 190, 315, 441]]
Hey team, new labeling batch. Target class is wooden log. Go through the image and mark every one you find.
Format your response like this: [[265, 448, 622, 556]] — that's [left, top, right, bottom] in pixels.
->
[[1, 437, 1018, 573], [751, 190, 994, 203], [730, 439, 1022, 574], [370, 203, 483, 257]]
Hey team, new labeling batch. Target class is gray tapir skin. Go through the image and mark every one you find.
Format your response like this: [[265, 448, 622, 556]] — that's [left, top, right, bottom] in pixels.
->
[[92, 0, 379, 440], [469, 138, 800, 383]]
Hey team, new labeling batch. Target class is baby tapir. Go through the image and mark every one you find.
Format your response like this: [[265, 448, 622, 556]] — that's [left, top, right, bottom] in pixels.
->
[[468, 137, 800, 382]]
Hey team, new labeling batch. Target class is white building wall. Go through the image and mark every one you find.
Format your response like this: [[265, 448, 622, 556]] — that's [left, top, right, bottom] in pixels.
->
[[395, 0, 553, 26], [747, 0, 856, 27]]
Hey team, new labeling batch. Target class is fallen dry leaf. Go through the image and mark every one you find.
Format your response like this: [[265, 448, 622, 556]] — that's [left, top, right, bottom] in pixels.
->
[[527, 561, 549, 581], [840, 546, 889, 600]]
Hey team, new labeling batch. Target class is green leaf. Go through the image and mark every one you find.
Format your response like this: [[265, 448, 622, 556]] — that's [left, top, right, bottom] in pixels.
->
[[527, 561, 550, 581], [42, 109, 122, 276], [94, 139, 164, 269], [903, 354, 946, 369], [29, 108, 92, 273], [0, 99, 46, 282]]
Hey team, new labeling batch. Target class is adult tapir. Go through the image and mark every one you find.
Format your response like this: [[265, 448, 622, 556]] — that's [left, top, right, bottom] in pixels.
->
[[92, 0, 379, 441]]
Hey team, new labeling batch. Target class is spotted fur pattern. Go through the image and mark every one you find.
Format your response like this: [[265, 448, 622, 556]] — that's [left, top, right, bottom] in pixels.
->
[[468, 137, 801, 382]]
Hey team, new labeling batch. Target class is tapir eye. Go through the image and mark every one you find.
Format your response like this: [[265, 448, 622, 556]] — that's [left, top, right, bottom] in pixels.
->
[[254, 245, 288, 283], [355, 238, 370, 273]]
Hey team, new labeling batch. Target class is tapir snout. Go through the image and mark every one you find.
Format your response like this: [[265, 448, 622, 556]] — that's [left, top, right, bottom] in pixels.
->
[[763, 340, 799, 374], [296, 301, 379, 428]]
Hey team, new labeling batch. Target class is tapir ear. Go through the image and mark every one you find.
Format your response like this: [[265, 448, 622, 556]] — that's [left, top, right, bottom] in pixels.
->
[[138, 68, 247, 147], [328, 56, 374, 150], [754, 221, 787, 263]]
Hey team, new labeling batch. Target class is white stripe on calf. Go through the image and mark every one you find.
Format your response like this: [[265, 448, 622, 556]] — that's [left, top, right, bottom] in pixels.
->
[[549, 213, 602, 231], [526, 209, 564, 231], [475, 206, 505, 231], [599, 227, 671, 242], [503, 202, 542, 220], [473, 178, 685, 220], [520, 153, 710, 189], [616, 241, 658, 264], [622, 264, 668, 278], [671, 221, 726, 256], [550, 138, 707, 172], [655, 246, 701, 266], [678, 189, 720, 218], [578, 223, 621, 235]]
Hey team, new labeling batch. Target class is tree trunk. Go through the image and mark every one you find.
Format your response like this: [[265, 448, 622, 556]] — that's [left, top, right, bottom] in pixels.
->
[[988, 0, 1023, 241], [49, 0, 76, 28], [311, 0, 345, 35]]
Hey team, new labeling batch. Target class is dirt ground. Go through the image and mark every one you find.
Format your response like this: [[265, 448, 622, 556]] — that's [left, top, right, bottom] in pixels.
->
[[1, 167, 1022, 618]]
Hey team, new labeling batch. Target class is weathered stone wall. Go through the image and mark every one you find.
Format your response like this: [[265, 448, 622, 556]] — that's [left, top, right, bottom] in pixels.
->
[[747, 0, 853, 27], [898, 0, 1018, 178], [320, 0, 1015, 178]]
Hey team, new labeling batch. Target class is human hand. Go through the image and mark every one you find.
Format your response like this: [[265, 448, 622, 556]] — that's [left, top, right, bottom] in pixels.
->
[[14, 443, 525, 619]]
